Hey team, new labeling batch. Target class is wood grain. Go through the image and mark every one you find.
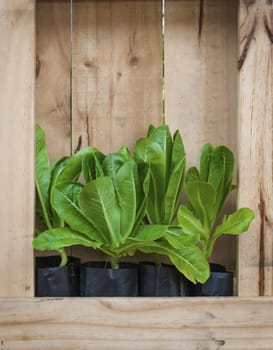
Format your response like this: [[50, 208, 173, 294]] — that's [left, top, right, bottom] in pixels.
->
[[165, 0, 238, 167], [0, 297, 273, 349], [35, 0, 72, 259], [72, 0, 163, 155], [71, 0, 163, 261], [0, 0, 35, 296], [237, 0, 273, 296], [36, 0, 71, 162], [165, 0, 238, 270]]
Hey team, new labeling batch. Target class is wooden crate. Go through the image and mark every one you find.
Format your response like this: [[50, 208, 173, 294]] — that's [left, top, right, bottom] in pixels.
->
[[0, 0, 272, 349]]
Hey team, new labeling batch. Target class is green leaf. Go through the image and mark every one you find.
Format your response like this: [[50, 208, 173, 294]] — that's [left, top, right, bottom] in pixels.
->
[[32, 227, 102, 251], [82, 153, 96, 183], [135, 138, 163, 223], [102, 148, 131, 179], [132, 224, 169, 241], [35, 124, 52, 229], [147, 124, 155, 136], [149, 124, 172, 190], [212, 146, 234, 190], [79, 177, 121, 249], [49, 156, 70, 227], [163, 158, 185, 224], [134, 125, 175, 224], [132, 164, 150, 235], [163, 126, 185, 225], [82, 151, 105, 183], [57, 147, 101, 184], [199, 143, 213, 181], [171, 130, 185, 172], [214, 208, 255, 236], [208, 146, 234, 216], [168, 245, 210, 284], [114, 160, 137, 241], [116, 224, 171, 257], [137, 241, 210, 283], [210, 208, 255, 258], [164, 225, 198, 249], [206, 208, 255, 258], [184, 181, 216, 230], [50, 157, 70, 185], [119, 146, 132, 160], [52, 182, 104, 243], [177, 205, 207, 241], [185, 167, 200, 182]]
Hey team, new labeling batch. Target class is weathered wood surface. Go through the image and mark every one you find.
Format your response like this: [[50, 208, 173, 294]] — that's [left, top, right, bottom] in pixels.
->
[[0, 297, 273, 349], [237, 0, 273, 296], [165, 0, 238, 168], [72, 0, 163, 155], [165, 0, 238, 270], [0, 1, 35, 297], [71, 0, 162, 260], [36, 0, 71, 162], [35, 0, 72, 259]]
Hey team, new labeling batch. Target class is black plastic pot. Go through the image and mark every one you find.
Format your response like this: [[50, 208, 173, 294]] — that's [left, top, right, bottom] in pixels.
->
[[190, 263, 233, 296], [35, 256, 80, 297], [139, 262, 190, 296], [80, 262, 138, 297]]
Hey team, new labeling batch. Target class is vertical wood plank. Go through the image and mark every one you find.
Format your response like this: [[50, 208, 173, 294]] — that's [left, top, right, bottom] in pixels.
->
[[0, 0, 35, 296], [238, 0, 273, 296], [35, 1, 72, 259], [71, 0, 162, 261], [36, 0, 71, 163], [165, 0, 238, 167], [72, 0, 163, 154], [165, 0, 238, 270]]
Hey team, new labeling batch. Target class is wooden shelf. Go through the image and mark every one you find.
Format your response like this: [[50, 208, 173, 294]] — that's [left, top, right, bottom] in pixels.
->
[[0, 297, 273, 349]]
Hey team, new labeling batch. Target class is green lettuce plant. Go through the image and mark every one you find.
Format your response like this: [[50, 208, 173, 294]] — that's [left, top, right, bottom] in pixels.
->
[[133, 125, 209, 282], [177, 143, 255, 258], [34, 124, 104, 265], [33, 146, 209, 283]]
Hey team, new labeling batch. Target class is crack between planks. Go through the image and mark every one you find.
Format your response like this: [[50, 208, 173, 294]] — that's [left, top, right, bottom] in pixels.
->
[[198, 0, 204, 45], [258, 189, 266, 296]]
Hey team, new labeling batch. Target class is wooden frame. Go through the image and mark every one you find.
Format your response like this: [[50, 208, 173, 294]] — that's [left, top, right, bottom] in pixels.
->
[[0, 0, 272, 348]]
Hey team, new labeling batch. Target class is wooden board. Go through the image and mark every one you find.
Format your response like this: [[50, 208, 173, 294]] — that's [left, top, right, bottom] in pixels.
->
[[72, 0, 163, 155], [35, 0, 72, 260], [36, 0, 71, 163], [71, 0, 163, 261], [0, 297, 273, 349], [165, 0, 238, 167], [0, 0, 35, 296], [164, 0, 238, 270], [237, 0, 273, 296]]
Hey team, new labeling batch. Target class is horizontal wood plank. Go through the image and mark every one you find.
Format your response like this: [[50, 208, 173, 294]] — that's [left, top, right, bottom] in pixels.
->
[[0, 298, 272, 349]]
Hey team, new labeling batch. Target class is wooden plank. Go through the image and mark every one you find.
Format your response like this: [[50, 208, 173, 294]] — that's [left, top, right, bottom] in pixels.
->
[[237, 0, 273, 296], [72, 0, 163, 155], [36, 0, 71, 163], [35, 0, 72, 260], [71, 0, 163, 261], [0, 297, 273, 349], [165, 0, 238, 270], [0, 1, 35, 296]]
